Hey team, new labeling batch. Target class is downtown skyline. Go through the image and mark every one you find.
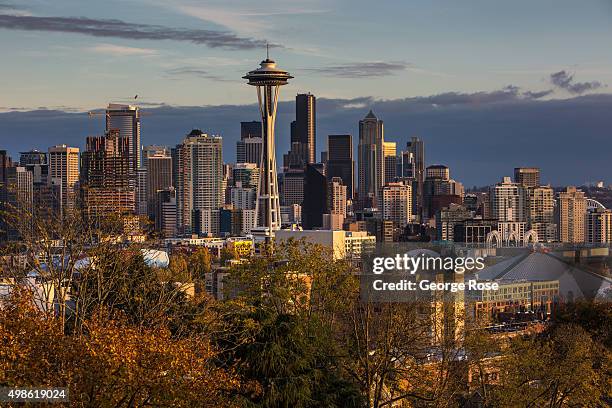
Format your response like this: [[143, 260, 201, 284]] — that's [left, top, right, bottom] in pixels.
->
[[1, 0, 612, 186], [0, 3, 611, 406]]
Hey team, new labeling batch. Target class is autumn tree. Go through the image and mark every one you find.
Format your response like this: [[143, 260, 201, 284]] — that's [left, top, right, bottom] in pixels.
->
[[168, 252, 190, 280], [0, 290, 241, 407], [189, 247, 212, 279], [73, 247, 191, 331], [0, 198, 128, 333], [220, 246, 239, 266], [493, 323, 611, 407]]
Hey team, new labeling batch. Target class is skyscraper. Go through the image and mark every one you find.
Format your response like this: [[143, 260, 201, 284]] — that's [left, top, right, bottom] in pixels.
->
[[281, 166, 304, 206], [303, 163, 327, 229], [0, 151, 13, 240], [383, 142, 397, 185], [436, 204, 471, 242], [15, 150, 55, 217], [81, 130, 135, 217], [324, 177, 347, 230], [328, 177, 347, 217], [527, 185, 556, 242], [146, 152, 173, 217], [136, 168, 147, 215], [5, 166, 33, 212], [586, 208, 612, 243], [294, 93, 316, 164], [241, 120, 262, 140], [327, 134, 354, 199], [19, 150, 48, 184], [490, 176, 527, 243], [397, 150, 415, 179], [19, 150, 47, 166], [155, 187, 177, 237], [0, 151, 10, 203], [142, 145, 170, 167], [106, 104, 141, 172], [490, 176, 527, 222], [175, 129, 223, 236], [382, 182, 412, 227], [358, 110, 384, 209], [233, 163, 259, 189], [48, 145, 79, 216], [283, 121, 304, 170], [406, 137, 424, 220], [514, 167, 540, 188], [425, 165, 450, 180], [243, 54, 293, 239], [3, 166, 33, 239], [236, 121, 263, 165], [423, 165, 464, 219], [558, 186, 586, 244], [230, 184, 256, 210]]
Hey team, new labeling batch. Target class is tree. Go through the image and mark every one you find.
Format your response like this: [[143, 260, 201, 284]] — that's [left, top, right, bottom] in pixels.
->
[[169, 252, 190, 280], [74, 248, 190, 331], [494, 323, 611, 407], [211, 241, 363, 407], [0, 290, 241, 407], [189, 247, 212, 279], [554, 300, 612, 348], [220, 246, 239, 266], [0, 199, 126, 334]]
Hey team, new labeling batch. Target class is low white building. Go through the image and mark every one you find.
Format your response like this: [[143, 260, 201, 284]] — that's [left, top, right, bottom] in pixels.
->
[[275, 229, 375, 260]]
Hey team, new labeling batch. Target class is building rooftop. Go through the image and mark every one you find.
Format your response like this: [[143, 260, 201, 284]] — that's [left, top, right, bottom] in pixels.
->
[[470, 251, 612, 300], [364, 110, 378, 119]]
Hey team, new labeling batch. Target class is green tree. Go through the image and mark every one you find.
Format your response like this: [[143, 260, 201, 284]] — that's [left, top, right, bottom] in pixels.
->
[[212, 241, 363, 407]]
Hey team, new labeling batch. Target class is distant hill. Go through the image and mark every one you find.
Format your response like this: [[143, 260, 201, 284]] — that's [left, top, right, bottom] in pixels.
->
[[1, 93, 611, 186]]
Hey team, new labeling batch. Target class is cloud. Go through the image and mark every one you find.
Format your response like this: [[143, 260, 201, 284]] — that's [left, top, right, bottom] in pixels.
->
[[0, 2, 30, 16], [522, 89, 554, 99], [2, 94, 612, 187], [0, 14, 268, 50], [404, 85, 552, 108], [549, 70, 604, 94], [0, 2, 21, 10], [89, 43, 159, 56], [164, 67, 238, 82], [303, 62, 411, 78], [172, 3, 329, 36]]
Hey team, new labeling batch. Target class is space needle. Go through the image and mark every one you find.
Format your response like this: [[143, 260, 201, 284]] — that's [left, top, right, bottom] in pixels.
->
[[243, 48, 293, 242]]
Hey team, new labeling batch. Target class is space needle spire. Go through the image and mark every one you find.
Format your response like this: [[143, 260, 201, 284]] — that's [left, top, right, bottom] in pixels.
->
[[243, 49, 293, 242]]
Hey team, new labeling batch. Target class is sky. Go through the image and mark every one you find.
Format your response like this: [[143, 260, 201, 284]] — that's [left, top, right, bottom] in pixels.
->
[[0, 0, 611, 185]]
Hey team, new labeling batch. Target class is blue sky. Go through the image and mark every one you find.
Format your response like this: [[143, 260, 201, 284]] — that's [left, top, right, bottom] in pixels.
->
[[1, 0, 611, 110]]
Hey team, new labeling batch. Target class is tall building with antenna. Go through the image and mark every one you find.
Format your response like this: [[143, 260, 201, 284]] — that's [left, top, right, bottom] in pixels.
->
[[106, 104, 141, 172], [358, 110, 384, 209], [243, 49, 293, 241]]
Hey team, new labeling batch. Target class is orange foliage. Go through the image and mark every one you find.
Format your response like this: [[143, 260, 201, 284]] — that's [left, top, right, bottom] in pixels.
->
[[0, 290, 240, 407]]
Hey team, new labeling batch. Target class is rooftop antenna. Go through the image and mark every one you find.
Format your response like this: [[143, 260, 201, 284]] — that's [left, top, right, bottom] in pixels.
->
[[266, 42, 269, 60]]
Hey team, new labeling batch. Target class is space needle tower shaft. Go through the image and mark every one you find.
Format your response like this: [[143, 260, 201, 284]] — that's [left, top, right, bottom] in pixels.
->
[[243, 50, 293, 239]]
